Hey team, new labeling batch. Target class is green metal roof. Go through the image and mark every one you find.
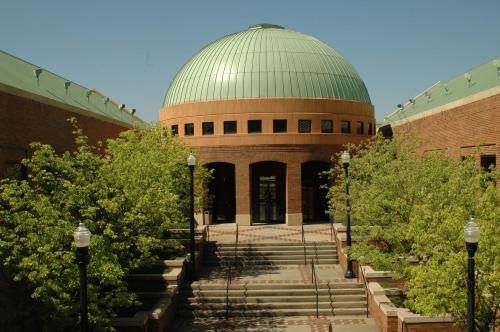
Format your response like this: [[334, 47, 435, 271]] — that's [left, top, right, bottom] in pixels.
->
[[0, 50, 143, 126], [383, 56, 500, 125], [163, 24, 371, 107]]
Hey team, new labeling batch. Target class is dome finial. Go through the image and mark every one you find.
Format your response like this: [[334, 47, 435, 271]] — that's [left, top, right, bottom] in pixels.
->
[[248, 23, 284, 30]]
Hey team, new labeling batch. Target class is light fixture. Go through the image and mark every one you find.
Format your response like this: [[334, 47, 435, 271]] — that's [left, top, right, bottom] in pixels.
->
[[187, 153, 196, 166], [74, 222, 91, 248], [464, 217, 479, 332], [464, 217, 480, 244], [341, 150, 350, 165]]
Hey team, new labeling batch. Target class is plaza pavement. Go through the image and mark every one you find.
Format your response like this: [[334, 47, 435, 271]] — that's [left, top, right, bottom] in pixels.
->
[[171, 223, 381, 332]]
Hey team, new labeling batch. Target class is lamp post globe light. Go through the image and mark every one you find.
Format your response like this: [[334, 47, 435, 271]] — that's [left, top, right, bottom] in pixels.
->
[[74, 222, 91, 332], [187, 153, 196, 277], [341, 150, 355, 278], [464, 218, 480, 332]]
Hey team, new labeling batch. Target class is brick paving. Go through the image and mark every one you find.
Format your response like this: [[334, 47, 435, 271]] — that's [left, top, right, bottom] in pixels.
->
[[171, 316, 379, 332], [207, 223, 335, 244]]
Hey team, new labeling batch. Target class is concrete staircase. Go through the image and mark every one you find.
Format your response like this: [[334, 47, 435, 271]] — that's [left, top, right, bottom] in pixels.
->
[[178, 281, 367, 318], [204, 242, 339, 267], [177, 241, 367, 318]]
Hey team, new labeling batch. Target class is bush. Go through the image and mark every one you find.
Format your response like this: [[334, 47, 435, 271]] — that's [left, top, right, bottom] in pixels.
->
[[0, 122, 209, 330], [328, 135, 499, 331]]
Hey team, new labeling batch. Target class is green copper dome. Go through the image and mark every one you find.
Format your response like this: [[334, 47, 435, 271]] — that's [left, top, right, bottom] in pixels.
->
[[163, 24, 371, 107]]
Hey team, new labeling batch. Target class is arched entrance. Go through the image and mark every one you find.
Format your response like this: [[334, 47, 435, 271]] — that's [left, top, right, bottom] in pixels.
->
[[250, 161, 286, 224], [301, 161, 330, 222], [206, 162, 236, 223]]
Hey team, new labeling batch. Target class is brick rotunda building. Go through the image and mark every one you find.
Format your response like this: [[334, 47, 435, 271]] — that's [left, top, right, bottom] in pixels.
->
[[160, 24, 375, 226]]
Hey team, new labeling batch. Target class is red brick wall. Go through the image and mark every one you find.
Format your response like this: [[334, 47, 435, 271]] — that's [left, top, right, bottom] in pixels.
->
[[368, 293, 398, 332], [0, 91, 131, 177], [397, 321, 464, 332], [392, 93, 500, 161]]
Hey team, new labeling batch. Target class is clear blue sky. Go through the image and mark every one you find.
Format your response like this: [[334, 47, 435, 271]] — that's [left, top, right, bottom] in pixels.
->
[[1, 0, 499, 122]]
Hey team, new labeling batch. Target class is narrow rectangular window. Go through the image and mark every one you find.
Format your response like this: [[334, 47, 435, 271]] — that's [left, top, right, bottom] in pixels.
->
[[184, 123, 194, 136], [298, 119, 311, 133], [171, 124, 178, 136], [356, 121, 364, 135], [202, 122, 214, 135], [224, 120, 237, 134], [273, 119, 287, 133], [248, 120, 262, 133], [321, 120, 333, 133], [368, 123, 373, 135], [341, 120, 351, 134]]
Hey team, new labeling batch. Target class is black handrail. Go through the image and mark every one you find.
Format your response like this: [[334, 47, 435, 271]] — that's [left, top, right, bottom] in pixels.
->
[[234, 223, 239, 268], [311, 259, 319, 318], [302, 224, 307, 265], [225, 263, 231, 320], [358, 264, 370, 318], [330, 221, 334, 242]]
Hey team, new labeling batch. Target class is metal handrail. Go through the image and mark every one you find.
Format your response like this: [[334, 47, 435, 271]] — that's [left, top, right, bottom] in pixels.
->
[[225, 263, 231, 320], [234, 223, 239, 268], [302, 224, 307, 265], [358, 264, 370, 318], [311, 259, 319, 318], [330, 221, 334, 242]]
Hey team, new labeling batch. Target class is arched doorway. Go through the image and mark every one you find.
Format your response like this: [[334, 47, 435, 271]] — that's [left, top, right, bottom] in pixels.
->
[[250, 161, 286, 224], [301, 161, 330, 222], [206, 162, 236, 223]]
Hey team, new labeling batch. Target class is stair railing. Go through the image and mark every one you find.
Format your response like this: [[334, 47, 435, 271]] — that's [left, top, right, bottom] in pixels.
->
[[358, 264, 369, 318], [302, 224, 307, 265], [225, 263, 231, 320], [234, 223, 239, 269], [225, 224, 238, 320], [330, 220, 334, 242], [311, 259, 319, 318]]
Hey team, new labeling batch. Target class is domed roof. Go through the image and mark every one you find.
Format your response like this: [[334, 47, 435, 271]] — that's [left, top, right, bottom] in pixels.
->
[[163, 24, 371, 107]]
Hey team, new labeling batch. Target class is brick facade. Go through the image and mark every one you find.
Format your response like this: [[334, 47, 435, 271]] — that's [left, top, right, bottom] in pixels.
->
[[0, 90, 132, 178], [391, 91, 500, 164], [161, 97, 375, 226]]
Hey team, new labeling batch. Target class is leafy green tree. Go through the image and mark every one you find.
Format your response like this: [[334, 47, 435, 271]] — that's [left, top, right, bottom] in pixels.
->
[[328, 135, 499, 331], [0, 123, 208, 330]]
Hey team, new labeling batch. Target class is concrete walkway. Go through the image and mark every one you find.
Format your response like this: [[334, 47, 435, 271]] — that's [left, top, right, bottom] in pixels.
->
[[172, 223, 381, 332]]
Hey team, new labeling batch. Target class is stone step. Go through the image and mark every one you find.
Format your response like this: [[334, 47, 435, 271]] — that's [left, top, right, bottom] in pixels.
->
[[178, 300, 365, 311], [205, 254, 338, 261], [203, 259, 339, 266], [211, 242, 336, 247], [207, 250, 337, 257], [181, 294, 367, 304], [210, 244, 336, 251], [177, 307, 367, 318], [185, 282, 364, 290], [182, 288, 365, 297]]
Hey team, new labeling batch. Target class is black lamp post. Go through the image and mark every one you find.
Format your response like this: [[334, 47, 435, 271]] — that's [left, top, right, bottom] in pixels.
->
[[464, 217, 480, 332], [187, 153, 196, 277], [74, 222, 91, 332], [341, 150, 355, 279]]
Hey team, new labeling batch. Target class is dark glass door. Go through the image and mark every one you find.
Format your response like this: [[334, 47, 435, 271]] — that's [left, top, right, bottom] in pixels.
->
[[251, 162, 285, 223]]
